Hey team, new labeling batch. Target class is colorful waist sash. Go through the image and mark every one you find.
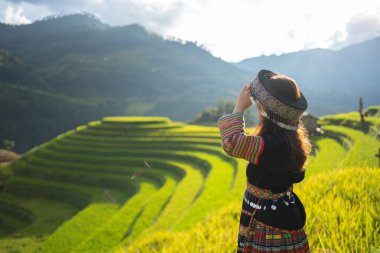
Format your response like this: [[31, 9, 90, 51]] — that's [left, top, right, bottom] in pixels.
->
[[237, 181, 308, 253], [246, 180, 293, 199], [243, 180, 306, 231]]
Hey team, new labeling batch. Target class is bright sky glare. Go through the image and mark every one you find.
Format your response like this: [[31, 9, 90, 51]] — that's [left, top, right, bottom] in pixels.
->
[[1, 0, 380, 62]]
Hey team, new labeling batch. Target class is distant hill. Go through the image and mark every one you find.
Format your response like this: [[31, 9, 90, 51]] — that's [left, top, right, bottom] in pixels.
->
[[0, 13, 379, 153], [0, 14, 251, 153], [236, 37, 380, 116]]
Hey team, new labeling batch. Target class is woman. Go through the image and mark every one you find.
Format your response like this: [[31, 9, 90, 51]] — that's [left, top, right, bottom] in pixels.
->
[[217, 69, 312, 253]]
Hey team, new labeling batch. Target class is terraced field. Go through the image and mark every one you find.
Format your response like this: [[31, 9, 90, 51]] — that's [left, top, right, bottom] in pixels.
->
[[0, 107, 379, 253], [0, 116, 243, 252], [119, 109, 380, 252]]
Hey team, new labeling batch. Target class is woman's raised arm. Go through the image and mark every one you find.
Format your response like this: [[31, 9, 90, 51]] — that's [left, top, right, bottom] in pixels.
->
[[217, 111, 264, 164]]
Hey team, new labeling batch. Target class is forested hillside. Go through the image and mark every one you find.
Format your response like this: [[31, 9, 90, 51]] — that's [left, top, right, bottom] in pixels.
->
[[0, 14, 251, 153], [1, 13, 379, 153]]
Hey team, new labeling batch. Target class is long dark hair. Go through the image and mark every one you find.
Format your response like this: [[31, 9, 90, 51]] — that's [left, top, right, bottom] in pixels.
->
[[251, 72, 312, 173]]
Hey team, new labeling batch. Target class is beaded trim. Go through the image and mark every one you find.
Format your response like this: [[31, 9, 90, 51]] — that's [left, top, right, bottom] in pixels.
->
[[248, 75, 305, 131], [243, 187, 295, 212], [246, 181, 290, 199], [244, 181, 295, 212]]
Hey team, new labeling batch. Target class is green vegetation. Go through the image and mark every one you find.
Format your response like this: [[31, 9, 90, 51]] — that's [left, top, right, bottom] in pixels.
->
[[322, 125, 378, 168], [0, 14, 251, 153], [39, 203, 119, 253], [120, 107, 380, 252], [0, 115, 238, 252], [119, 167, 380, 253], [297, 168, 380, 252], [71, 181, 158, 253], [366, 105, 380, 117], [0, 106, 379, 253], [320, 110, 380, 134], [1, 140, 15, 151], [1, 13, 380, 155], [187, 98, 259, 127], [305, 136, 348, 176]]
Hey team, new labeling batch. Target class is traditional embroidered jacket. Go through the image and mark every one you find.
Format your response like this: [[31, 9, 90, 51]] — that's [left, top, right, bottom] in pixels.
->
[[218, 111, 306, 230]]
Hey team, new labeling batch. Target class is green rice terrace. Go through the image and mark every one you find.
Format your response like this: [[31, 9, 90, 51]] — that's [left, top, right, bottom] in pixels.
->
[[0, 106, 379, 253]]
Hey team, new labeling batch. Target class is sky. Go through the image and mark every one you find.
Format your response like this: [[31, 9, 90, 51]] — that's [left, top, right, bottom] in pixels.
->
[[1, 0, 380, 62]]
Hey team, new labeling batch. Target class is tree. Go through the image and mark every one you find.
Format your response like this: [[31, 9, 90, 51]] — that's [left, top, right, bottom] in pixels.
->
[[188, 98, 259, 126], [216, 98, 235, 116], [359, 97, 363, 113], [2, 139, 15, 151], [359, 97, 365, 125]]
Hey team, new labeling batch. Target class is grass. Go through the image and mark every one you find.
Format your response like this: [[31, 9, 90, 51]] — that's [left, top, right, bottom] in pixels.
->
[[65, 135, 221, 146], [172, 151, 235, 231], [39, 203, 119, 253], [0, 200, 34, 233], [28, 146, 187, 253], [0, 194, 78, 253], [34, 138, 238, 233], [12, 159, 139, 196], [305, 136, 348, 176], [102, 116, 171, 124], [118, 200, 241, 253], [121, 173, 178, 245], [16, 117, 232, 252], [118, 108, 380, 253], [22, 152, 185, 180], [0, 194, 77, 237], [120, 167, 380, 253], [320, 111, 380, 135], [70, 180, 158, 253], [323, 125, 379, 168], [140, 161, 204, 231], [1, 107, 379, 253], [47, 126, 238, 235], [3, 177, 97, 208], [0, 235, 48, 253], [296, 167, 380, 252], [91, 122, 186, 132]]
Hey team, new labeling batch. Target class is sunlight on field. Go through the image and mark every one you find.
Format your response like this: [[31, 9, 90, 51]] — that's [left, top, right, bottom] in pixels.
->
[[102, 117, 172, 123], [0, 108, 379, 253], [118, 168, 380, 253], [306, 136, 347, 176]]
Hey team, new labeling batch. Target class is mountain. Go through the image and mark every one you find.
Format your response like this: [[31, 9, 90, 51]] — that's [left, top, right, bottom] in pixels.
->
[[0, 14, 252, 153], [236, 37, 380, 116], [0, 13, 379, 153]]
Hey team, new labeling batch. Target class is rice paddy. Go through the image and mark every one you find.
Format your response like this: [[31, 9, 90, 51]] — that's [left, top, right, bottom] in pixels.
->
[[0, 108, 379, 252]]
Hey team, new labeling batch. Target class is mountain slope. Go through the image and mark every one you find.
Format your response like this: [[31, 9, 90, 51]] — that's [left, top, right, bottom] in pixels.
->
[[1, 13, 380, 153], [0, 14, 251, 153], [236, 37, 380, 116]]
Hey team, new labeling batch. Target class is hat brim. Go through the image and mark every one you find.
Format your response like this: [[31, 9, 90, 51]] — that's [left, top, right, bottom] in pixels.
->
[[258, 69, 308, 111]]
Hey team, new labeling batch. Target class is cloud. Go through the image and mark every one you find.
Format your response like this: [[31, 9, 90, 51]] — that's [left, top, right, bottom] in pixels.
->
[[4, 5, 31, 24], [346, 12, 380, 41], [2, 0, 186, 33], [0, 1, 53, 24], [329, 10, 380, 49], [1, 0, 380, 61]]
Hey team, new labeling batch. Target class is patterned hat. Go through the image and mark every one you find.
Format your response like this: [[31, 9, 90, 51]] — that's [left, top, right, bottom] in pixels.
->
[[248, 69, 308, 131]]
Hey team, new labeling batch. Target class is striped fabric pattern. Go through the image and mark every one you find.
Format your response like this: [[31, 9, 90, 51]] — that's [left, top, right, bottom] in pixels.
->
[[218, 112, 264, 164], [246, 180, 291, 199], [237, 184, 310, 253], [242, 219, 310, 253]]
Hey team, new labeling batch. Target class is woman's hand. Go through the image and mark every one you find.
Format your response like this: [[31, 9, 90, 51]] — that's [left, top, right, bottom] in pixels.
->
[[233, 84, 252, 113]]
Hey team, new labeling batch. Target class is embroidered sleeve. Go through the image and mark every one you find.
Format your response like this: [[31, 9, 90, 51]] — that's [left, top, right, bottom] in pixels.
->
[[217, 112, 264, 164]]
